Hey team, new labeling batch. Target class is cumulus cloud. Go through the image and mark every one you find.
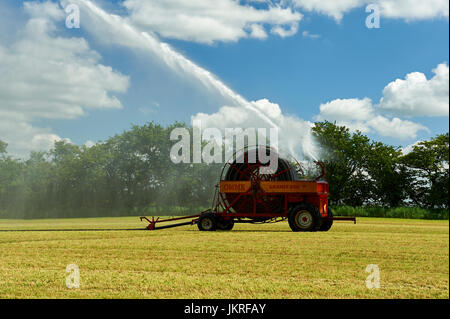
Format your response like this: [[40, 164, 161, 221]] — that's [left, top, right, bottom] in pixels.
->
[[379, 63, 449, 117], [271, 22, 299, 38], [23, 0, 65, 20], [192, 99, 320, 160], [317, 98, 374, 124], [291, 0, 449, 21], [248, 24, 268, 40], [0, 110, 72, 156], [315, 98, 428, 139], [314, 63, 449, 139], [291, 0, 365, 21], [120, 0, 448, 44], [0, 1, 130, 157], [367, 116, 428, 139], [123, 0, 303, 44], [376, 0, 449, 20]]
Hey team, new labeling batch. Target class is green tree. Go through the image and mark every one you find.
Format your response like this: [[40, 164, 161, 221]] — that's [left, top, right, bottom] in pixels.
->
[[0, 140, 7, 156], [0, 143, 25, 217], [312, 121, 372, 206], [364, 142, 409, 207], [401, 133, 449, 209], [2, 122, 446, 219], [22, 152, 54, 218], [312, 121, 413, 207]]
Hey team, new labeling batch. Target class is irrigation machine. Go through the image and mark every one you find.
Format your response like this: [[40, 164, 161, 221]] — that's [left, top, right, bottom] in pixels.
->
[[140, 147, 356, 232]]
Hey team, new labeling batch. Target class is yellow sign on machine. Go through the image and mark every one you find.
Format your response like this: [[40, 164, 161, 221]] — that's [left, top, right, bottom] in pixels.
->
[[219, 181, 322, 194], [260, 181, 318, 193], [220, 181, 251, 193]]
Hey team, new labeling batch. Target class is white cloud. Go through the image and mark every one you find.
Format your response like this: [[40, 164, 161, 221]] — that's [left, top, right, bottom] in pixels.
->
[[0, 1, 130, 157], [101, 0, 449, 46], [23, 1, 65, 20], [0, 110, 71, 156], [377, 0, 449, 20], [401, 140, 421, 154], [32, 134, 72, 151], [271, 22, 299, 38], [84, 140, 96, 148], [379, 63, 449, 117], [318, 98, 374, 123], [292, 0, 364, 21], [291, 0, 449, 21], [315, 98, 429, 139], [366, 116, 428, 139], [314, 63, 449, 139], [192, 99, 320, 160], [248, 24, 268, 40], [123, 0, 303, 43]]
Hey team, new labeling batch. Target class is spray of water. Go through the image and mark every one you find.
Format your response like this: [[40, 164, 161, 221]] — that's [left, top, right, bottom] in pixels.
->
[[76, 0, 319, 161], [78, 0, 278, 128]]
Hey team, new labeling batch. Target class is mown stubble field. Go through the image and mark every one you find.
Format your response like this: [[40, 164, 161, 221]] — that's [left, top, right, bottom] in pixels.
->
[[0, 217, 448, 298]]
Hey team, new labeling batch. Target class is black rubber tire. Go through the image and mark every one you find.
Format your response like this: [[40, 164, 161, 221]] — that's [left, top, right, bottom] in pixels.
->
[[288, 203, 322, 232], [319, 207, 334, 232], [217, 218, 234, 231], [197, 213, 217, 231]]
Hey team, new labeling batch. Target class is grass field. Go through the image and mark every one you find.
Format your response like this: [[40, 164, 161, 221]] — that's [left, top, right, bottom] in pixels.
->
[[0, 217, 448, 299]]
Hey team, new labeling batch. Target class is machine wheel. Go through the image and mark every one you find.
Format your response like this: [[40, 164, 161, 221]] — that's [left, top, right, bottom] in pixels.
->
[[217, 218, 234, 231], [288, 203, 322, 232], [319, 207, 334, 232], [197, 213, 217, 231]]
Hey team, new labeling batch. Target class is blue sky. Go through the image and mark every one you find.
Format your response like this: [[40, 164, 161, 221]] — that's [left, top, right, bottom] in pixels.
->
[[0, 0, 448, 157]]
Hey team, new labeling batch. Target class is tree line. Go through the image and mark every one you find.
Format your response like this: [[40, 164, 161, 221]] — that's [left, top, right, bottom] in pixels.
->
[[0, 121, 448, 219]]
